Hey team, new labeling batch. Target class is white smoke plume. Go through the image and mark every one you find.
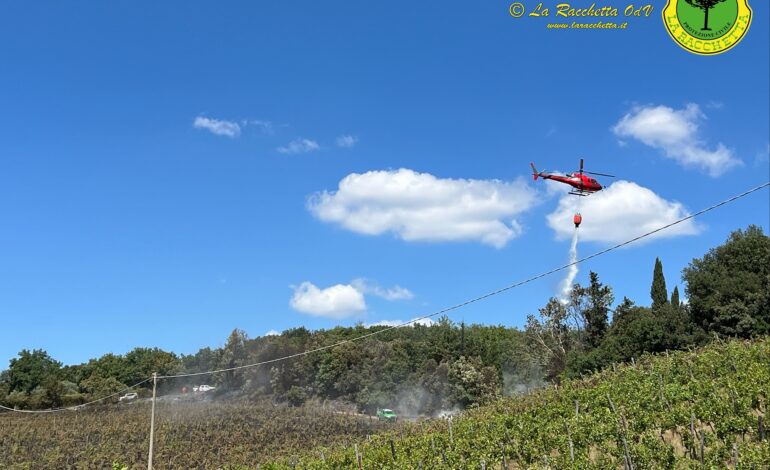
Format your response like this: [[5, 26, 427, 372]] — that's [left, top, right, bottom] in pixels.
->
[[558, 228, 579, 302]]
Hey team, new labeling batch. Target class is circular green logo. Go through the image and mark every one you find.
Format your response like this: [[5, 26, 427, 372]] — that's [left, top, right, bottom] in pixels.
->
[[663, 0, 752, 55]]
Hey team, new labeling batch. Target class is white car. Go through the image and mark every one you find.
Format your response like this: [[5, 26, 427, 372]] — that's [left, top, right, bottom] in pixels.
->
[[194, 385, 216, 392], [119, 392, 138, 402]]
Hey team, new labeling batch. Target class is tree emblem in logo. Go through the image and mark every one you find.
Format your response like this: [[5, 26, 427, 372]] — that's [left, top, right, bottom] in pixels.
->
[[663, 0, 752, 55], [684, 0, 727, 31]]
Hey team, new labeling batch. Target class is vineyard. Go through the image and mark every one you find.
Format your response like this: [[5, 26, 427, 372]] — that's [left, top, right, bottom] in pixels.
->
[[261, 338, 769, 469], [0, 399, 392, 469], [1, 338, 768, 469]]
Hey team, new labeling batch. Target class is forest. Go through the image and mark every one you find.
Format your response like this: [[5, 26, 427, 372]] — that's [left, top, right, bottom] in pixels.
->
[[1, 225, 768, 417]]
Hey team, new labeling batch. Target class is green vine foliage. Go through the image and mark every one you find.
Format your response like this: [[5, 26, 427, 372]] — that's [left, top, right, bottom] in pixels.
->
[[264, 338, 768, 469]]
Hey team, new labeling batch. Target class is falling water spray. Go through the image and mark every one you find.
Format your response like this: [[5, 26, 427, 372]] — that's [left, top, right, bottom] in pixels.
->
[[558, 227, 579, 302]]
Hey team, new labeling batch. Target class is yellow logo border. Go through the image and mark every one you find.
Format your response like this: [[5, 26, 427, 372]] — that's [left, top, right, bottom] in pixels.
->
[[662, 0, 753, 56]]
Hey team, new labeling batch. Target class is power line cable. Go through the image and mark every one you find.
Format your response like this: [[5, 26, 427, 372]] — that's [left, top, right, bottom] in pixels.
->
[[158, 181, 770, 380]]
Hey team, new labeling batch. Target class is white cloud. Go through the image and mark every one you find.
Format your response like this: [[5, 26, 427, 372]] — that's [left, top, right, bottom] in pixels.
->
[[277, 138, 320, 154], [308, 169, 538, 248], [544, 179, 571, 197], [351, 278, 414, 301], [246, 120, 274, 134], [193, 116, 241, 138], [264, 329, 280, 336], [289, 282, 366, 319], [546, 180, 701, 244], [336, 135, 358, 148], [366, 317, 435, 328], [755, 144, 770, 166], [612, 103, 741, 177]]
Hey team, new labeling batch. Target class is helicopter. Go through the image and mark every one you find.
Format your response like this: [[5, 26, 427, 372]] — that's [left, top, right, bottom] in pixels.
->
[[530, 158, 615, 228], [530, 158, 614, 197]]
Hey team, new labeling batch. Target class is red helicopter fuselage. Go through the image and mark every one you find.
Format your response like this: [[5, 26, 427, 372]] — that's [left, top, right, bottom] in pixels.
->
[[530, 161, 609, 196], [530, 160, 614, 228], [535, 172, 602, 192]]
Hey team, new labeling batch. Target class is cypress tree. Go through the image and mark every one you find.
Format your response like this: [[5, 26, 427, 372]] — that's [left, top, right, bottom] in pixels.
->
[[671, 286, 680, 309], [651, 257, 668, 310], [584, 271, 613, 348]]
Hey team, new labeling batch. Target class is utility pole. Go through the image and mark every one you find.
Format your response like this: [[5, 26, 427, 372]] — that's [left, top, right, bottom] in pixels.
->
[[460, 321, 465, 357], [148, 372, 157, 470]]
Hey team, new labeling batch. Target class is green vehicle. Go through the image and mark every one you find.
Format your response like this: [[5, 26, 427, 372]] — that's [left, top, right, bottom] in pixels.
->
[[376, 408, 397, 422]]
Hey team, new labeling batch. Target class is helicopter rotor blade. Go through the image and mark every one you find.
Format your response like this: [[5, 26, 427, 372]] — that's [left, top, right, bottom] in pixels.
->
[[584, 171, 615, 177], [579, 158, 584, 173]]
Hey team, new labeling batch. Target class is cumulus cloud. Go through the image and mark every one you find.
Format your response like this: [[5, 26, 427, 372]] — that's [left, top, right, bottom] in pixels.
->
[[277, 138, 320, 154], [308, 169, 538, 248], [193, 116, 241, 138], [365, 317, 435, 328], [289, 278, 414, 319], [351, 278, 414, 301], [264, 329, 280, 337], [544, 178, 572, 197], [546, 180, 701, 244], [289, 282, 366, 319], [336, 135, 358, 148], [612, 103, 741, 177]]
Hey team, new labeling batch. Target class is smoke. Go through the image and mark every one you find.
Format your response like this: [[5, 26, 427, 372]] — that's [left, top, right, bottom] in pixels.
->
[[393, 386, 435, 418], [558, 228, 579, 302], [435, 408, 461, 419], [502, 370, 545, 396], [391, 385, 461, 419]]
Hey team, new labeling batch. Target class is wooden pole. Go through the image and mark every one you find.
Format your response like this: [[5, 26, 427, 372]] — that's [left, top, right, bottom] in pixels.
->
[[564, 421, 574, 464], [148, 372, 157, 470], [698, 430, 705, 465], [689, 413, 696, 459], [607, 394, 633, 470], [732, 443, 739, 468]]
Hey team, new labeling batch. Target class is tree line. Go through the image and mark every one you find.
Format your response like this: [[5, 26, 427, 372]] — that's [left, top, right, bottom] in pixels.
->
[[1, 225, 767, 414], [527, 225, 769, 380]]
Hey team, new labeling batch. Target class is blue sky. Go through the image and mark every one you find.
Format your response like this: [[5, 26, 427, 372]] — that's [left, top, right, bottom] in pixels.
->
[[1, 1, 768, 366]]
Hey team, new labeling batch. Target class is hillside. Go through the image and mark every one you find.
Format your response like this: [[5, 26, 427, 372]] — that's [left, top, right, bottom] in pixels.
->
[[3, 338, 766, 468], [264, 337, 769, 469]]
